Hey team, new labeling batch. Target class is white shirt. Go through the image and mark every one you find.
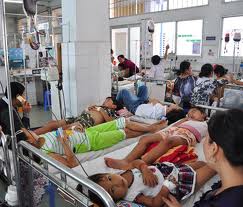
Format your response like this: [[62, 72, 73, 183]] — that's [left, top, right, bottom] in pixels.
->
[[135, 103, 167, 120], [148, 62, 165, 81], [125, 166, 165, 201]]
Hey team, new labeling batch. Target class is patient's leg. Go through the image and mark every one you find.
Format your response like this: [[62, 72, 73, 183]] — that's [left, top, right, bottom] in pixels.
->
[[125, 119, 168, 133], [105, 133, 164, 170], [33, 119, 67, 135], [21, 128, 45, 148], [142, 136, 187, 164], [194, 164, 216, 191]]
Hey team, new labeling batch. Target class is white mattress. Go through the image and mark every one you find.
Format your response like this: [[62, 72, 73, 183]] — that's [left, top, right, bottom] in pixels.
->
[[74, 137, 140, 163]]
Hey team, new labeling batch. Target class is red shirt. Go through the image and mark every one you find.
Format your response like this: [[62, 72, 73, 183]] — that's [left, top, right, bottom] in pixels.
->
[[118, 59, 139, 77]]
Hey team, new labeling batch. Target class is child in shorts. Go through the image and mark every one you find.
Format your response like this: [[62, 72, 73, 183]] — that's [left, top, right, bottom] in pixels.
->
[[22, 117, 166, 155], [105, 107, 208, 170]]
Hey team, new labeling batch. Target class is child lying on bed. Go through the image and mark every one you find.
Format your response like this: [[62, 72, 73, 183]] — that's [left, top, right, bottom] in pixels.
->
[[105, 107, 208, 170], [22, 117, 166, 162], [33, 97, 121, 135], [77, 159, 215, 207]]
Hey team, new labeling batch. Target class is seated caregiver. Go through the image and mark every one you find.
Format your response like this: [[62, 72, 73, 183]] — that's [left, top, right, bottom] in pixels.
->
[[148, 44, 170, 81], [118, 55, 139, 78], [105, 107, 207, 169], [22, 117, 166, 167], [82, 160, 215, 207], [162, 109, 243, 207], [191, 64, 217, 106], [0, 82, 31, 142], [172, 61, 196, 108]]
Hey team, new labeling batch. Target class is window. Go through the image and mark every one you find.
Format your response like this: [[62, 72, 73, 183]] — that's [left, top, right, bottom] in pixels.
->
[[169, 0, 208, 10], [153, 22, 176, 56], [112, 26, 141, 66], [112, 28, 129, 58], [225, 0, 242, 2], [145, 0, 168, 13], [221, 16, 243, 57], [177, 20, 203, 56], [109, 0, 208, 18]]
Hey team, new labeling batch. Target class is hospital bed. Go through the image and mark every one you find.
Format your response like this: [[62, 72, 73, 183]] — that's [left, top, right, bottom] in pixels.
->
[[1, 104, 226, 206], [221, 84, 243, 109]]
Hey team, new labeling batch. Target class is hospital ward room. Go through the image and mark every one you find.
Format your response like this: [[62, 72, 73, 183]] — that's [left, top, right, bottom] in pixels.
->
[[1, 0, 243, 206]]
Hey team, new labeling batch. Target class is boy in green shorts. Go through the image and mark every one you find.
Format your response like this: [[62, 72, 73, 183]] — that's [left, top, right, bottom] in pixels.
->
[[22, 117, 166, 156]]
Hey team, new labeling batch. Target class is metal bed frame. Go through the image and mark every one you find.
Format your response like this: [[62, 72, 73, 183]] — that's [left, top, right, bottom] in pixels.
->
[[18, 141, 117, 207], [0, 131, 12, 184]]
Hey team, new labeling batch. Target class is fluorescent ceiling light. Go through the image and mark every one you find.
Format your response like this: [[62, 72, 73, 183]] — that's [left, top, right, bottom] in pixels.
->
[[4, 0, 23, 4]]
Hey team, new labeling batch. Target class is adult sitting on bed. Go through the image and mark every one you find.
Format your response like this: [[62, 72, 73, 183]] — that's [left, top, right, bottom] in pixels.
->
[[162, 109, 243, 207], [0, 82, 31, 143], [116, 85, 185, 121], [22, 117, 166, 167], [118, 55, 139, 78], [105, 107, 207, 169]]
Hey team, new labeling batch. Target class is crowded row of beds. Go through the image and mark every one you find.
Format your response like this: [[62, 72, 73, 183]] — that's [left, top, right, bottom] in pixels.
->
[[1, 105, 222, 207]]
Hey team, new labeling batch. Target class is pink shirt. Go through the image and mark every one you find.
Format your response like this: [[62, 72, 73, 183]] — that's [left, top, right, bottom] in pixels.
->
[[179, 120, 208, 142]]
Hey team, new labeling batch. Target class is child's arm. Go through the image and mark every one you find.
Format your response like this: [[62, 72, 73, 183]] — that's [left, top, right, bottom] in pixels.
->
[[135, 187, 170, 207], [129, 159, 158, 187], [98, 107, 114, 122], [49, 132, 78, 168], [164, 45, 170, 60]]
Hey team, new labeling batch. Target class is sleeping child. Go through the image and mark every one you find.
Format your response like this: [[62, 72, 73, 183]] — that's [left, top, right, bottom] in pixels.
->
[[105, 107, 208, 170], [77, 159, 215, 207]]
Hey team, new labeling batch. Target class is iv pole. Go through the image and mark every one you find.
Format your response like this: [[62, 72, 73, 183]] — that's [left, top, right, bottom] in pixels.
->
[[0, 0, 21, 205]]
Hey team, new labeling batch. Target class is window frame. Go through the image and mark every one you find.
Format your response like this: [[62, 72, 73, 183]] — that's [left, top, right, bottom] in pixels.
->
[[153, 19, 204, 57], [176, 19, 204, 57], [109, 0, 209, 19]]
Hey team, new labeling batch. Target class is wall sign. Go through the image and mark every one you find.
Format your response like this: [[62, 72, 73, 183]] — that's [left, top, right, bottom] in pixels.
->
[[206, 36, 216, 41]]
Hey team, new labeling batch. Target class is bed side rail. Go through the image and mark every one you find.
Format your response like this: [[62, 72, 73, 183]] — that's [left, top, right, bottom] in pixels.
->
[[18, 141, 117, 207], [161, 101, 228, 111], [0, 131, 12, 184]]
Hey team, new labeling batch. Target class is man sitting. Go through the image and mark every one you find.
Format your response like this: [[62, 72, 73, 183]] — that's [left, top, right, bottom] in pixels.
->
[[118, 55, 139, 78]]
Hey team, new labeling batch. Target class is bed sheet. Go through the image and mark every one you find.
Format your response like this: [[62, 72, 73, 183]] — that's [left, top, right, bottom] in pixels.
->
[[63, 141, 220, 207]]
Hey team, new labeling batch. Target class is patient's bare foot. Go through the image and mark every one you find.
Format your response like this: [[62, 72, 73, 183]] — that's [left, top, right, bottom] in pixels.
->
[[150, 120, 168, 133], [104, 158, 130, 170]]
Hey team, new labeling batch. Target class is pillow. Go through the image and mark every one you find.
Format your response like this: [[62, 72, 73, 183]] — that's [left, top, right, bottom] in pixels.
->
[[117, 200, 145, 207]]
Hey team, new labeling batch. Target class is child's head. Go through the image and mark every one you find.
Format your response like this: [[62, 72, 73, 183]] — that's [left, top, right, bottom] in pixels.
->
[[151, 55, 161, 66], [103, 97, 117, 109], [187, 107, 206, 121], [86, 173, 129, 202], [166, 109, 186, 125]]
